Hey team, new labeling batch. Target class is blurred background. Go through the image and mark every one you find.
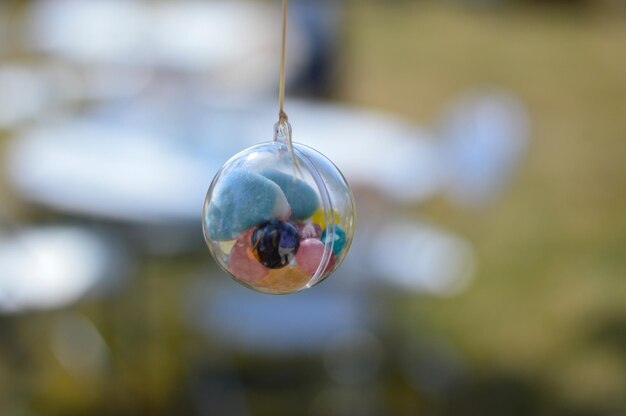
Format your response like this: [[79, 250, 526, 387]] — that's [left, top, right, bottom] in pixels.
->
[[1, 0, 625, 415]]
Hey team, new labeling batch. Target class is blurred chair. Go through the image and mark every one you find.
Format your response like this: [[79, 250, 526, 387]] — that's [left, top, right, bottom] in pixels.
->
[[438, 89, 530, 207]]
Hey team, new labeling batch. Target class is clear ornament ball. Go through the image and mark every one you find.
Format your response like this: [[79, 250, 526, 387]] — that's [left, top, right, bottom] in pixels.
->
[[203, 139, 355, 294]]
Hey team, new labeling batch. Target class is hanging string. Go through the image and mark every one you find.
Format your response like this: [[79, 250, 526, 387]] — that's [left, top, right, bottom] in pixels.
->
[[278, 0, 288, 122], [273, 0, 302, 177]]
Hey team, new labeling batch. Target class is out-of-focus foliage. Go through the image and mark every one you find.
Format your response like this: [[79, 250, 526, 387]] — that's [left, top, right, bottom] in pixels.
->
[[339, 3, 626, 415]]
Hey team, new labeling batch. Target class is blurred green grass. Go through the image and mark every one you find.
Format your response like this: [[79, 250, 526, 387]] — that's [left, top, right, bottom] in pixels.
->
[[339, 2, 626, 411]]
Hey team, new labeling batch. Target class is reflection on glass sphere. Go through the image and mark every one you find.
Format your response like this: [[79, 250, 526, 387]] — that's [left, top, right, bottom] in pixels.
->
[[203, 141, 355, 294]]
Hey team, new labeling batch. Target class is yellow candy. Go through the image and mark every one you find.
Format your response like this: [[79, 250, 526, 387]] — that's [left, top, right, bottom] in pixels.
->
[[311, 208, 340, 230], [217, 239, 236, 254]]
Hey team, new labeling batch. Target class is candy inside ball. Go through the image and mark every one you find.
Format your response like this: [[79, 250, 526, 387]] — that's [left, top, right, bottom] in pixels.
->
[[252, 219, 300, 269], [203, 141, 355, 294]]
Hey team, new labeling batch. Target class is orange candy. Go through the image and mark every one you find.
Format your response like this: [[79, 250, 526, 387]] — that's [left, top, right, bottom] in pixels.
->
[[253, 265, 312, 294]]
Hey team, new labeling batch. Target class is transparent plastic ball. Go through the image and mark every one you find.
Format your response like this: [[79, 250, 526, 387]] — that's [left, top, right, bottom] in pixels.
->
[[203, 136, 355, 294]]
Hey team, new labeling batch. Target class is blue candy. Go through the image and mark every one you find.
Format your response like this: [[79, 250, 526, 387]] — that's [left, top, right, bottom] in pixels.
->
[[260, 168, 319, 220], [252, 219, 300, 269], [206, 169, 290, 240], [322, 225, 347, 255]]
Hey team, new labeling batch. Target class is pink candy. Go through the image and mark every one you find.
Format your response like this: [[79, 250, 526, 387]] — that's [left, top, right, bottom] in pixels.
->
[[296, 222, 322, 240], [228, 229, 270, 283], [295, 238, 334, 275]]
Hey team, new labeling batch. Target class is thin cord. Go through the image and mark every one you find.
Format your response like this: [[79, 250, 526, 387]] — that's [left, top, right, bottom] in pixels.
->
[[274, 0, 300, 175], [278, 0, 288, 121]]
